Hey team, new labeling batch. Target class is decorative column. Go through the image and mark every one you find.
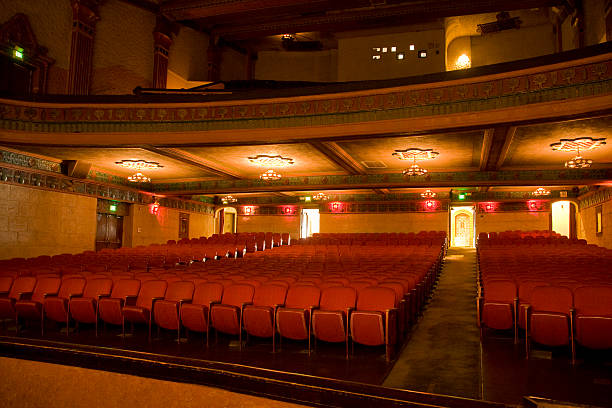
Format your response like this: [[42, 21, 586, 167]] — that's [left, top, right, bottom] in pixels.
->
[[67, 0, 100, 95], [152, 17, 173, 89], [207, 38, 221, 82]]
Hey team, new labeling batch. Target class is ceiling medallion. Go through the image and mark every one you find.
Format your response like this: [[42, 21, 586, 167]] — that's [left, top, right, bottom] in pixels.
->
[[248, 154, 295, 167], [127, 172, 151, 183], [115, 159, 163, 170], [313, 192, 328, 201], [532, 187, 551, 196], [221, 195, 237, 204], [420, 189, 437, 198], [550, 137, 606, 152], [392, 148, 439, 161], [260, 169, 282, 181]]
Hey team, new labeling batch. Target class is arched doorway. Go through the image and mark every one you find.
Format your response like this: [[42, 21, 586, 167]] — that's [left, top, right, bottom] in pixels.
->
[[552, 200, 578, 239], [450, 206, 475, 247], [215, 207, 237, 234]]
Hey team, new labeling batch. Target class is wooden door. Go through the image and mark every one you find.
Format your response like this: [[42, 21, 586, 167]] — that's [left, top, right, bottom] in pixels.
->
[[0, 53, 32, 96], [454, 213, 472, 247], [95, 213, 123, 251], [223, 212, 235, 233], [179, 213, 190, 239]]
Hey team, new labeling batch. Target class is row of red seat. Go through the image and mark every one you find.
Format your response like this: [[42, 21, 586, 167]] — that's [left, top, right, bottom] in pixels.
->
[[476, 233, 612, 362], [0, 233, 446, 359], [297, 231, 447, 247]]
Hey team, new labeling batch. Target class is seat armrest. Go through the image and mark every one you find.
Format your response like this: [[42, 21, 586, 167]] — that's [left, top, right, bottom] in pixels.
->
[[240, 301, 253, 311], [17, 292, 32, 300], [272, 303, 284, 311], [68, 292, 84, 300], [42, 292, 59, 299]]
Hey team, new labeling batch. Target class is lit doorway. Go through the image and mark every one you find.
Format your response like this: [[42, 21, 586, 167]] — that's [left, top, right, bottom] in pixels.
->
[[301, 208, 320, 238], [552, 201, 576, 239], [450, 206, 475, 247], [215, 207, 237, 234]]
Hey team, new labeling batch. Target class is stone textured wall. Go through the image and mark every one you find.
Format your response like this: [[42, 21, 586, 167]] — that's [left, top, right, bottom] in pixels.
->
[[237, 215, 300, 240], [319, 213, 448, 234], [475, 211, 550, 234], [0, 183, 96, 259], [91, 0, 155, 94]]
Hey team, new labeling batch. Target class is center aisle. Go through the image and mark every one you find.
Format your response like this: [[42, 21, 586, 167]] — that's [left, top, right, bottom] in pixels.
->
[[384, 248, 481, 399]]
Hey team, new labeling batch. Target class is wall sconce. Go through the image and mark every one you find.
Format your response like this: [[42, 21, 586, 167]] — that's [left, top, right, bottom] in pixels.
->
[[243, 205, 255, 215], [330, 202, 343, 213], [281, 205, 296, 215]]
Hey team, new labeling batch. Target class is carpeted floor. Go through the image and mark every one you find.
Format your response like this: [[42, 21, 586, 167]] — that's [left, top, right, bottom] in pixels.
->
[[383, 248, 482, 399]]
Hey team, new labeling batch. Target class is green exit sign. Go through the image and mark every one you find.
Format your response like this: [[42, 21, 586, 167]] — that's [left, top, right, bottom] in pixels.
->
[[13, 46, 23, 60], [109, 204, 117, 212]]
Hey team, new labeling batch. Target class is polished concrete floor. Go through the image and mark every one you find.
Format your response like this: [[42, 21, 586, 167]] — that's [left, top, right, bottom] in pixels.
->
[[384, 248, 612, 408]]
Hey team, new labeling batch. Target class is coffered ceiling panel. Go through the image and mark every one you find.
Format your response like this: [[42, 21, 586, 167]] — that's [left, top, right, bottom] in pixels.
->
[[502, 116, 612, 169], [336, 131, 483, 171], [10, 147, 214, 179], [180, 144, 346, 178]]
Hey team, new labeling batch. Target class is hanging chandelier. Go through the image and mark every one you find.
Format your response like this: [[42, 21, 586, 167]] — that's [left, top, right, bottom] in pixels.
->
[[565, 149, 593, 168], [313, 192, 328, 201], [420, 189, 437, 198], [550, 137, 605, 169], [115, 159, 163, 170], [532, 187, 550, 196], [221, 195, 237, 204], [260, 169, 282, 181], [393, 148, 437, 177], [127, 172, 151, 182], [403, 157, 428, 176]]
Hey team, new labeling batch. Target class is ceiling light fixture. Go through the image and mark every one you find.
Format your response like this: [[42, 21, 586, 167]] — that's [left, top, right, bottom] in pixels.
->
[[248, 154, 294, 167], [455, 54, 471, 69], [313, 192, 328, 201], [420, 189, 437, 198], [221, 195, 237, 204], [550, 137, 605, 169], [393, 148, 438, 177], [127, 172, 151, 183], [115, 159, 163, 170], [532, 187, 551, 196], [260, 169, 282, 181]]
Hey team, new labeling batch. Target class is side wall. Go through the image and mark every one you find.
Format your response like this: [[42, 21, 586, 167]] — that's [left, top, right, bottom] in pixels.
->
[[237, 215, 300, 240], [475, 211, 550, 234], [319, 213, 448, 234], [0, 184, 97, 259], [123, 204, 214, 247], [577, 197, 612, 249]]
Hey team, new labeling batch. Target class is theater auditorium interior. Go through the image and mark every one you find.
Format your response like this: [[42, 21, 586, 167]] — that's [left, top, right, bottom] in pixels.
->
[[0, 0, 611, 407]]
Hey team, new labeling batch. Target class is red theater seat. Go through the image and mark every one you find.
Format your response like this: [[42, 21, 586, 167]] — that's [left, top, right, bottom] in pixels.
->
[[243, 284, 288, 351], [574, 285, 612, 350], [481, 279, 518, 340], [312, 286, 357, 358], [98, 279, 141, 327], [276, 285, 321, 353], [43, 277, 86, 335], [69, 278, 113, 336], [122, 280, 168, 339], [350, 286, 398, 361], [181, 282, 224, 345], [210, 283, 255, 348], [15, 277, 61, 334], [154, 280, 195, 341], [0, 276, 36, 326]]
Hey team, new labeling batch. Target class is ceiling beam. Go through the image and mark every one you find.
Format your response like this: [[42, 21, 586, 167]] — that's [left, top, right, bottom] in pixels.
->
[[142, 146, 242, 179], [152, 169, 611, 195], [480, 126, 516, 171], [212, 0, 564, 40], [309, 141, 367, 175], [373, 188, 390, 194]]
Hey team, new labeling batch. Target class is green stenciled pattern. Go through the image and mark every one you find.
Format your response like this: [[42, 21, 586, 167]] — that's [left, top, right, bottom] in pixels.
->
[[0, 149, 61, 173], [579, 188, 612, 210]]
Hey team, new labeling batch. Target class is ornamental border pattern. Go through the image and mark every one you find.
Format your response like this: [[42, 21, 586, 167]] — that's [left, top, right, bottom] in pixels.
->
[[578, 188, 612, 210], [0, 59, 610, 133]]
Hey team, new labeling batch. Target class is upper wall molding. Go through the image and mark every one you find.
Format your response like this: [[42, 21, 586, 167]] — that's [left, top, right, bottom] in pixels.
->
[[0, 50, 611, 145]]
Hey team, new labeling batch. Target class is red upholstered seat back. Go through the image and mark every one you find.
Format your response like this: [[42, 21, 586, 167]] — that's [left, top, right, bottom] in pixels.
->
[[574, 285, 612, 315], [530, 286, 573, 313], [82, 278, 113, 298], [57, 278, 86, 299], [164, 281, 195, 302], [484, 280, 517, 303], [0, 276, 13, 294], [191, 282, 224, 306], [9, 277, 37, 300], [32, 277, 61, 303], [356, 287, 396, 311], [319, 286, 356, 311], [220, 284, 255, 307], [110, 279, 141, 299], [284, 285, 320, 309], [252, 284, 287, 307], [136, 280, 167, 309], [518, 280, 549, 303]]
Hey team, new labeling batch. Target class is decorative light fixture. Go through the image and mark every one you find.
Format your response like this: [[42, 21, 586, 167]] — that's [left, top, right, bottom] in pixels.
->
[[533, 187, 551, 196], [313, 192, 328, 201], [420, 189, 437, 198], [115, 159, 163, 170], [455, 54, 471, 69], [260, 169, 282, 181], [394, 148, 438, 177], [150, 200, 160, 215], [128, 172, 151, 182], [550, 137, 605, 169], [248, 154, 294, 167], [403, 163, 427, 176], [221, 195, 237, 204]]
